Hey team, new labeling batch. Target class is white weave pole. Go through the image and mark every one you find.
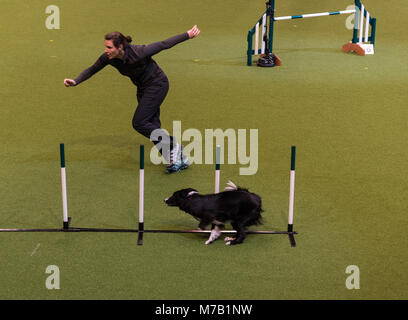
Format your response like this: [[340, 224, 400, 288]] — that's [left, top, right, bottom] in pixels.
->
[[215, 145, 221, 193], [60, 143, 69, 230], [288, 146, 296, 233], [138, 145, 144, 245]]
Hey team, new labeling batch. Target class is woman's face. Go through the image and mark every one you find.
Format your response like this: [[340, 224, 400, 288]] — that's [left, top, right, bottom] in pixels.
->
[[104, 40, 123, 59]]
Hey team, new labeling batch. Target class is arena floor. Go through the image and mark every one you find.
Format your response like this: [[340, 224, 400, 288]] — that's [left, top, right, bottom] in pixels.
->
[[0, 0, 407, 301]]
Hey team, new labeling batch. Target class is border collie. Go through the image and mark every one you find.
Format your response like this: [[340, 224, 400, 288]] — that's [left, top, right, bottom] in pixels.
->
[[164, 181, 263, 245]]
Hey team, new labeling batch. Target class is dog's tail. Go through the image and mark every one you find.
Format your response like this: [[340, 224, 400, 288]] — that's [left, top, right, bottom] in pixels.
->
[[224, 181, 249, 192], [224, 181, 238, 191]]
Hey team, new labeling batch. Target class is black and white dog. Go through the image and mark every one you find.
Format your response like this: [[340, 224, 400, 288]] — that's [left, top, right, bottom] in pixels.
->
[[164, 181, 263, 245]]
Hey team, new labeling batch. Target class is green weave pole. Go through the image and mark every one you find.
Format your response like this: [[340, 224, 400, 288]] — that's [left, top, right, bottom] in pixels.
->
[[291, 146, 296, 171], [216, 145, 221, 170], [60, 143, 65, 168], [140, 145, 144, 170]]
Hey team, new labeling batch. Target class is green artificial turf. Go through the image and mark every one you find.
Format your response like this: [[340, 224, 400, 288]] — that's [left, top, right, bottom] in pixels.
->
[[0, 0, 407, 300]]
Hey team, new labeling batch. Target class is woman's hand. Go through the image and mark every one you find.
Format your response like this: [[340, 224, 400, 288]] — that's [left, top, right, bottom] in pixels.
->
[[63, 79, 76, 87], [187, 25, 200, 39]]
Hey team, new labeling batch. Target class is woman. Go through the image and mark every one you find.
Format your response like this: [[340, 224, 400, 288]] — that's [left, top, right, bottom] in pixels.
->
[[64, 25, 200, 173]]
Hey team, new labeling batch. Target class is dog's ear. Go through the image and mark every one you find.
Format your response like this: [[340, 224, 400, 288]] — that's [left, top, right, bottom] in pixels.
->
[[186, 190, 199, 197], [182, 188, 198, 197]]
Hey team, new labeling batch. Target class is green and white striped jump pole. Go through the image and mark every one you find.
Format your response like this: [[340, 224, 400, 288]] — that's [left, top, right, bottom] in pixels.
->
[[288, 146, 296, 233], [138, 145, 144, 245], [60, 143, 70, 230], [274, 9, 356, 21], [215, 145, 221, 193]]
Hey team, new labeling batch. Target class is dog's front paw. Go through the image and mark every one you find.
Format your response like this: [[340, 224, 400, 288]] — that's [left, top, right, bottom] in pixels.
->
[[224, 237, 235, 242], [205, 239, 213, 245]]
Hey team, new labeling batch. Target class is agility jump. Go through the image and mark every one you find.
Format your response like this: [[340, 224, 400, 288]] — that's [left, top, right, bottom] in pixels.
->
[[247, 0, 377, 66], [0, 144, 298, 247]]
